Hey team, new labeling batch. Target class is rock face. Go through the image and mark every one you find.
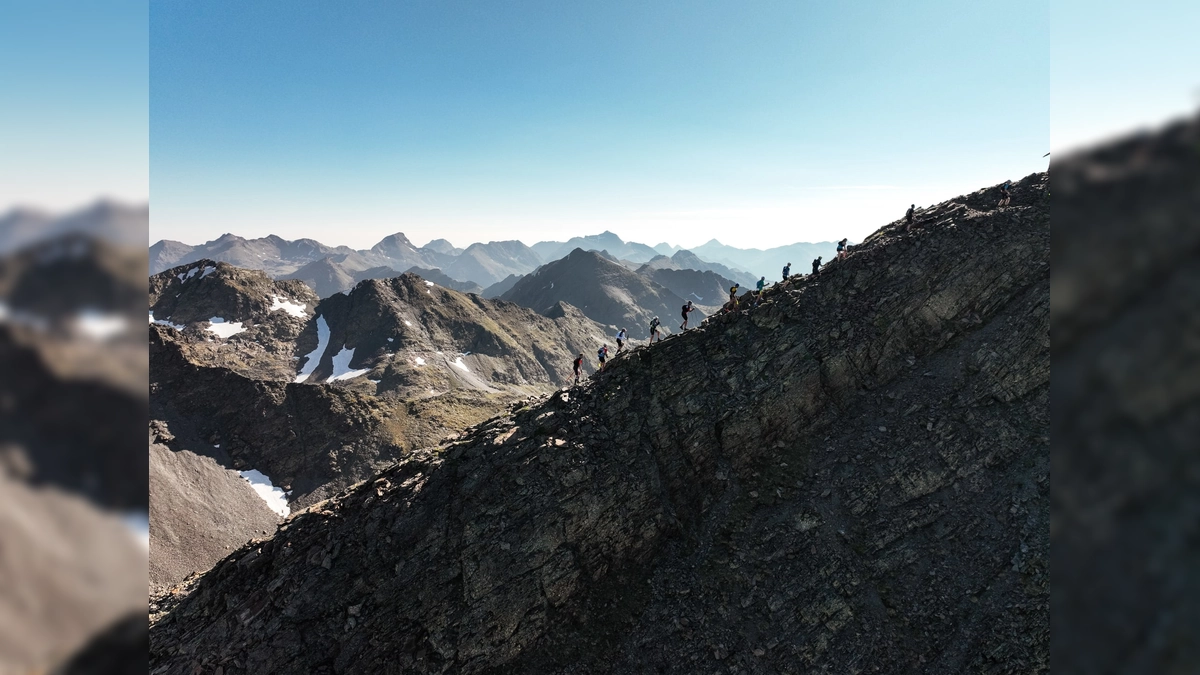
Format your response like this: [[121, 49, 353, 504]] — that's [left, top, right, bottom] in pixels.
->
[[502, 248, 692, 339], [149, 173, 1049, 673], [1051, 115, 1200, 671]]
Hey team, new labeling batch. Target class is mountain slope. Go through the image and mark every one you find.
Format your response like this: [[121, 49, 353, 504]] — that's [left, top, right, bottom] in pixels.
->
[[150, 173, 1049, 673], [501, 248, 691, 339], [404, 266, 484, 294], [443, 240, 543, 287], [641, 267, 737, 307], [481, 273, 523, 298]]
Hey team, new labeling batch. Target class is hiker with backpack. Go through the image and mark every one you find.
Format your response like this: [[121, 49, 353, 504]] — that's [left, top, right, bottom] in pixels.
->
[[615, 328, 627, 353], [680, 301, 696, 331], [811, 257, 822, 275], [597, 344, 609, 371], [837, 238, 848, 260], [905, 204, 916, 232], [997, 180, 1013, 208], [754, 276, 767, 306], [727, 284, 740, 312], [648, 317, 662, 344], [573, 353, 584, 385], [782, 262, 791, 281]]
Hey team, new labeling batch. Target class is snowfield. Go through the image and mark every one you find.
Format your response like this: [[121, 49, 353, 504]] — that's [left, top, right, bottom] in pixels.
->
[[149, 311, 186, 331], [329, 346, 369, 381], [238, 469, 290, 517], [270, 295, 308, 318], [205, 317, 246, 338], [294, 315, 331, 383], [74, 310, 127, 340]]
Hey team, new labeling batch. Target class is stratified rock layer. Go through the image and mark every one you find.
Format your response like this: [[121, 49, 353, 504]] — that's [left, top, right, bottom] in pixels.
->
[[150, 174, 1048, 674]]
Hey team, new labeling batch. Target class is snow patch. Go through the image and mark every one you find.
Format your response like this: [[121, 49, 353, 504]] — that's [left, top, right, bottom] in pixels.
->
[[295, 315, 331, 382], [414, 357, 426, 366], [451, 356, 469, 372], [270, 295, 307, 317], [328, 346, 368, 381], [199, 265, 216, 279], [403, 321, 411, 327], [148, 311, 186, 331], [74, 310, 127, 340], [238, 469, 290, 517], [424, 280, 435, 287], [205, 317, 246, 338], [368, 379, 381, 384]]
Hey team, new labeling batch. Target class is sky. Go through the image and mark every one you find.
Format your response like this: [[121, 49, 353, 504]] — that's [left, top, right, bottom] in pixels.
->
[[0, 0, 148, 211], [8, 1, 1193, 250], [1051, 0, 1200, 153], [149, 0, 1053, 249]]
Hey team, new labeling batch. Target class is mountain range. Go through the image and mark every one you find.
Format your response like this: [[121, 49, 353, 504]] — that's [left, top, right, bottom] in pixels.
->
[[0, 200, 147, 254], [150, 229, 840, 298]]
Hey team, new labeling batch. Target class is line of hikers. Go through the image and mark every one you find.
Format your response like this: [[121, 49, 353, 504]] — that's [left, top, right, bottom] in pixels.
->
[[573, 251, 848, 382], [573, 181, 1021, 382]]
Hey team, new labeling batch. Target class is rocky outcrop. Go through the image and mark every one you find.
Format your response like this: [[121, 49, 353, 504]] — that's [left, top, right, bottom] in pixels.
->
[[150, 173, 1048, 673], [149, 260, 319, 381]]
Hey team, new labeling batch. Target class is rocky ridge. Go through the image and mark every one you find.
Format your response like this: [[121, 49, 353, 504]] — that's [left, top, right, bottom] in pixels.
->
[[149, 173, 1049, 673]]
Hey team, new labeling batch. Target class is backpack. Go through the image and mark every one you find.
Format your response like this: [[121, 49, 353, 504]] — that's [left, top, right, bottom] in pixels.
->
[[650, 318, 660, 332]]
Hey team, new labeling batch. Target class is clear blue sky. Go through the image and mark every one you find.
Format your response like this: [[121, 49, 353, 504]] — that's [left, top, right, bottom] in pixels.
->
[[0, 0, 147, 211], [151, 0, 1054, 249]]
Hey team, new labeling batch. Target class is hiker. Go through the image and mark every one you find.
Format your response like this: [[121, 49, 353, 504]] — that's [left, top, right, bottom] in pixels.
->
[[905, 204, 915, 225], [573, 353, 584, 385], [597, 344, 609, 371], [782, 262, 791, 281], [680, 301, 696, 330], [753, 276, 767, 307], [811, 257, 822, 275], [727, 284, 740, 311], [997, 180, 1012, 208], [649, 316, 662, 344], [615, 328, 627, 353], [837, 238, 848, 260]]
